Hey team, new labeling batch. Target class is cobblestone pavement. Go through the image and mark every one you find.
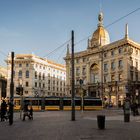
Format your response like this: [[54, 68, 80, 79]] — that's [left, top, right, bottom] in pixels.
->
[[0, 109, 140, 140]]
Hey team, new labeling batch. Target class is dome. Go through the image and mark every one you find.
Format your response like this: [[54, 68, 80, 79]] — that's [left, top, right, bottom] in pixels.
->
[[90, 12, 110, 47]]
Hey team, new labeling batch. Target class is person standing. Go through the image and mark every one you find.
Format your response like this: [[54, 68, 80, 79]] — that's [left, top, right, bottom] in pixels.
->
[[1, 100, 7, 121]]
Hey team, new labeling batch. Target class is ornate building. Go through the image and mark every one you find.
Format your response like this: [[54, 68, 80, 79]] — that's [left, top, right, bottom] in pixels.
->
[[64, 12, 140, 106], [7, 54, 66, 98]]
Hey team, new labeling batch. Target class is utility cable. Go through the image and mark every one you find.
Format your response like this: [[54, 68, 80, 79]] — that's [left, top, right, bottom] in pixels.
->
[[75, 7, 140, 46], [43, 39, 70, 58]]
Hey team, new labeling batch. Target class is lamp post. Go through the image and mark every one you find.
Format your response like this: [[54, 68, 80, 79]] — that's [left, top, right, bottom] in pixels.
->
[[115, 81, 118, 107], [79, 79, 84, 113], [18, 79, 23, 119]]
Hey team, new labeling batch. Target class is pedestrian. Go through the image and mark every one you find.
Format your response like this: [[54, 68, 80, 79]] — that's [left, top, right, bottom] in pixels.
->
[[29, 106, 33, 120], [1, 100, 7, 121], [22, 101, 30, 121]]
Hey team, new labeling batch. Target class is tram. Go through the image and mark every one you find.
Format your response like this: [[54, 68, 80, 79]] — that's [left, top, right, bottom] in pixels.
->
[[7, 96, 103, 111]]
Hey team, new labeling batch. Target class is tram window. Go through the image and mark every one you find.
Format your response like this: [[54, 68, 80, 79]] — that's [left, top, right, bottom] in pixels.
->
[[45, 100, 60, 106], [14, 100, 20, 105], [63, 100, 71, 106], [84, 99, 102, 106], [75, 100, 81, 106], [32, 100, 41, 106]]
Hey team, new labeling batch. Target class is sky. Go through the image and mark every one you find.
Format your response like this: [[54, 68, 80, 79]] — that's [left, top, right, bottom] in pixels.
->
[[0, 0, 140, 66]]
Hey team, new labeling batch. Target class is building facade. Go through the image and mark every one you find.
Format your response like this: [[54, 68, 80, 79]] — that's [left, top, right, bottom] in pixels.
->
[[0, 66, 7, 100], [7, 54, 66, 98], [64, 12, 140, 106]]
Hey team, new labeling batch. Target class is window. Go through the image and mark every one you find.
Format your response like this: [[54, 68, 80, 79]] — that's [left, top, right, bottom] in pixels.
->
[[35, 82, 37, 87], [104, 75, 108, 83], [118, 48, 123, 54], [26, 63, 29, 67], [25, 91, 28, 94], [111, 75, 115, 81], [76, 67, 80, 76], [76, 59, 79, 63], [26, 82, 29, 87], [18, 71, 22, 78], [104, 52, 107, 58], [136, 49, 138, 55], [43, 83, 45, 88], [39, 73, 41, 80], [119, 74, 123, 81], [82, 67, 86, 75], [91, 74, 99, 83], [111, 61, 115, 70], [83, 58, 86, 62], [104, 63, 108, 71], [26, 71, 29, 78], [136, 61, 138, 69], [35, 71, 37, 79], [19, 64, 22, 67], [136, 72, 138, 81], [130, 71, 133, 81], [118, 60, 123, 68], [48, 80, 50, 84], [39, 83, 41, 88], [111, 50, 114, 56], [43, 73, 45, 80]]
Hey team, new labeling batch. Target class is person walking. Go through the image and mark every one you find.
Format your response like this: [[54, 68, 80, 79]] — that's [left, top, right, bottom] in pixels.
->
[[29, 106, 33, 120], [22, 102, 30, 121]]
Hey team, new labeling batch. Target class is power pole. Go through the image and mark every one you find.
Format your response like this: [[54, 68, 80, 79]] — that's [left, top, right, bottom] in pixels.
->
[[71, 30, 75, 121], [9, 52, 14, 125]]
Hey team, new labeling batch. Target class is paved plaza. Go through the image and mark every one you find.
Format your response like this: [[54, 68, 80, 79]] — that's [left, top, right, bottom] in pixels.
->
[[0, 109, 140, 140]]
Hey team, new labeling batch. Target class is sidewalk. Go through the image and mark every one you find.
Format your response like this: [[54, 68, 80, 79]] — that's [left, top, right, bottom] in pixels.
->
[[0, 111, 140, 140]]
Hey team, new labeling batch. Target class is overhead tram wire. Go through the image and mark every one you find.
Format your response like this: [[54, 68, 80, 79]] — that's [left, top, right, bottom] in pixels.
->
[[43, 39, 71, 58], [75, 7, 140, 46], [42, 7, 140, 59], [56, 45, 67, 64], [0, 50, 7, 57]]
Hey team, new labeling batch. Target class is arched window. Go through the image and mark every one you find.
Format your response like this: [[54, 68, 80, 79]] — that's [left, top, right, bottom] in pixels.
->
[[18, 71, 22, 78], [26, 71, 29, 78]]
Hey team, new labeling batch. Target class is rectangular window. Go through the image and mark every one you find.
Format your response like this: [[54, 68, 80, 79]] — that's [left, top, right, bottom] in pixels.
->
[[136, 72, 138, 81], [118, 60, 123, 68], [130, 71, 133, 81], [104, 63, 108, 71], [118, 48, 123, 54], [26, 82, 29, 87], [35, 82, 37, 87], [111, 50, 114, 56], [111, 75, 115, 81], [26, 63, 29, 67], [111, 62, 115, 70], [19, 64, 22, 67], [39, 83, 41, 88], [82, 67, 86, 75], [104, 75, 108, 83], [119, 74, 123, 81], [136, 61, 138, 69], [76, 67, 80, 76]]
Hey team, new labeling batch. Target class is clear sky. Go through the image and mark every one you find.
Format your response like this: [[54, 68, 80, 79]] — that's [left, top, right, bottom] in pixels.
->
[[0, 0, 140, 66]]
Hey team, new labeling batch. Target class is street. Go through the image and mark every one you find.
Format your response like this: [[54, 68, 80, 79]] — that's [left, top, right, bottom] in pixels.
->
[[0, 109, 140, 140]]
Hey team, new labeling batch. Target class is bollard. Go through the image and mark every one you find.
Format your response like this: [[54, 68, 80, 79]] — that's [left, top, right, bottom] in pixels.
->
[[97, 115, 105, 129], [124, 114, 130, 122]]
